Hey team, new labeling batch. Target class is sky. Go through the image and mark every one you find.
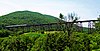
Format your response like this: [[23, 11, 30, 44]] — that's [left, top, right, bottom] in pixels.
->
[[0, 0, 100, 27]]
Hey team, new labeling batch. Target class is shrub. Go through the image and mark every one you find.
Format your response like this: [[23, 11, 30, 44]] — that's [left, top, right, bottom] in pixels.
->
[[0, 29, 13, 37]]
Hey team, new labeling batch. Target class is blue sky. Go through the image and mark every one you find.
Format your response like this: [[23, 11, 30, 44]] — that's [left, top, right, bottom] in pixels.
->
[[0, 0, 100, 21]]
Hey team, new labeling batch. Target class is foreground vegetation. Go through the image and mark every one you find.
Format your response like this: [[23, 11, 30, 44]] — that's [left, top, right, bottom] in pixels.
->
[[0, 32, 100, 51]]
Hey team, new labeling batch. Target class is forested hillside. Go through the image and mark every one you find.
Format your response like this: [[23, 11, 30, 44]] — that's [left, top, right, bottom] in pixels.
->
[[0, 11, 60, 26]]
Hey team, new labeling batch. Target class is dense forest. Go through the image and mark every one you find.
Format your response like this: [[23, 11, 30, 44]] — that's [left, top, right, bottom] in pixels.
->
[[0, 11, 60, 27], [0, 11, 100, 51]]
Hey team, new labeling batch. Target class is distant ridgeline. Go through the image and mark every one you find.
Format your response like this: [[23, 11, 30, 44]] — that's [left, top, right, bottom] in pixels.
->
[[0, 11, 60, 29]]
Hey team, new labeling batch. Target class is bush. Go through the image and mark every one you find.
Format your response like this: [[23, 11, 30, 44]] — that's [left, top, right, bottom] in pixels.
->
[[0, 32, 100, 51], [0, 33, 42, 51], [45, 32, 68, 51], [0, 29, 13, 37]]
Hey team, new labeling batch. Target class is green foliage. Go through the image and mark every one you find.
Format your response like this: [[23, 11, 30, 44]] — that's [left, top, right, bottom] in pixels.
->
[[0, 11, 60, 26], [0, 32, 45, 51], [46, 32, 68, 51], [0, 29, 13, 37], [95, 18, 100, 33], [59, 13, 64, 19], [0, 31, 100, 51], [31, 35, 47, 51]]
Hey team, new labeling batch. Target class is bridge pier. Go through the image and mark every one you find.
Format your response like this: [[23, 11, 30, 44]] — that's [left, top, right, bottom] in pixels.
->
[[76, 22, 83, 32], [88, 21, 94, 34]]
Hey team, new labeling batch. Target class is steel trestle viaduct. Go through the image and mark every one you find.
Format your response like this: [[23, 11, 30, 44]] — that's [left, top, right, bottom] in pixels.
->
[[4, 20, 100, 34]]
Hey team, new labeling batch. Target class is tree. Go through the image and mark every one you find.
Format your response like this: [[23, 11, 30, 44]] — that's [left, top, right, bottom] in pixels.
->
[[95, 17, 100, 33], [59, 12, 79, 32], [59, 13, 64, 20], [59, 12, 79, 48], [68, 13, 79, 36], [66, 13, 78, 22]]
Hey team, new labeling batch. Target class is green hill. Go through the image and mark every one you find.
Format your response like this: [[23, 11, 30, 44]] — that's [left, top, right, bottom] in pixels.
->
[[0, 11, 60, 26]]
